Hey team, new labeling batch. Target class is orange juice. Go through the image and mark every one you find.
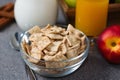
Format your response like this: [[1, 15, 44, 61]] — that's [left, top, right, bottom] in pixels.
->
[[75, 0, 109, 36]]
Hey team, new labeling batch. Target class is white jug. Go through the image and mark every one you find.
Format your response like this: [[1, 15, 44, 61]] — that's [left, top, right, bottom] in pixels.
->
[[14, 0, 58, 31]]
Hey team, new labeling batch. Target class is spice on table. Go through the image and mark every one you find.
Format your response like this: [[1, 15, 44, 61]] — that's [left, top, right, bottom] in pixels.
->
[[0, 3, 14, 30]]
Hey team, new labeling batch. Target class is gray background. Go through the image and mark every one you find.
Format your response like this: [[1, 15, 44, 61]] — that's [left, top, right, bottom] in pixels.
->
[[0, 0, 120, 80]]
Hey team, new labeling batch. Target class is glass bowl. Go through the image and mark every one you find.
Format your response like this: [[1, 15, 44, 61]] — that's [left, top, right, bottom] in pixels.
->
[[19, 30, 90, 77]]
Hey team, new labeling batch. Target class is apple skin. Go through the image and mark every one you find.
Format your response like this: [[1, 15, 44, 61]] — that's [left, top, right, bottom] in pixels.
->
[[97, 25, 120, 64], [115, 0, 120, 3], [64, 0, 76, 8]]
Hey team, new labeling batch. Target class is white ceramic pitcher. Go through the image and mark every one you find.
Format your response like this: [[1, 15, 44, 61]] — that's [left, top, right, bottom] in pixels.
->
[[14, 0, 58, 31]]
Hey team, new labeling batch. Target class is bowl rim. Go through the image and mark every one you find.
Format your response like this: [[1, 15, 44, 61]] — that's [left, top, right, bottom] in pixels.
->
[[20, 30, 90, 63]]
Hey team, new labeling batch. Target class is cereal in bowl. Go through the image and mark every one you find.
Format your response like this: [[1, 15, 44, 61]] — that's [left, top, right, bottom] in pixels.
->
[[21, 24, 86, 68]]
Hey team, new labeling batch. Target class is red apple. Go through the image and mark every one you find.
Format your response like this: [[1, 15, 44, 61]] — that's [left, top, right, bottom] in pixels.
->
[[97, 25, 120, 64]]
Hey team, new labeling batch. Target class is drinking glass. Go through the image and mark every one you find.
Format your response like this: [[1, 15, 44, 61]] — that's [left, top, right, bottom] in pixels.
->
[[75, 0, 109, 37], [14, 0, 58, 31]]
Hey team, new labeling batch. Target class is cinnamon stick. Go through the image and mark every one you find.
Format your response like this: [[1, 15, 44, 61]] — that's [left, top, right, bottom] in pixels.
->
[[0, 18, 12, 29], [0, 11, 14, 18], [0, 3, 14, 30]]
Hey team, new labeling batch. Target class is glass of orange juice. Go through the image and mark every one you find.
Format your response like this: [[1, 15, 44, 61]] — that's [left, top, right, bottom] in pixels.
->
[[75, 0, 109, 37]]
